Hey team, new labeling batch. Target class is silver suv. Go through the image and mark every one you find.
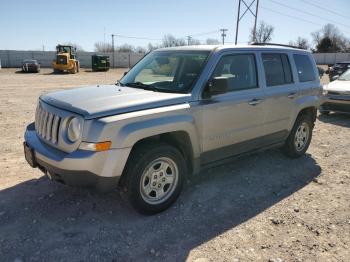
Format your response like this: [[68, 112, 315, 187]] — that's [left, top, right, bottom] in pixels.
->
[[24, 44, 321, 214]]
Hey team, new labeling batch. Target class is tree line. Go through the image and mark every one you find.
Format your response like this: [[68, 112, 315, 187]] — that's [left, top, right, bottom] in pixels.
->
[[72, 22, 350, 53]]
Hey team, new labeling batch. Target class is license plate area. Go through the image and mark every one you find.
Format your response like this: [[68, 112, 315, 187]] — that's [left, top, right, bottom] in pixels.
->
[[24, 142, 37, 168]]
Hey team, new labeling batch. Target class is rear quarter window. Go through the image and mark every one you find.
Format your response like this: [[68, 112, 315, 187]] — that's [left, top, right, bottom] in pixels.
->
[[293, 54, 316, 82]]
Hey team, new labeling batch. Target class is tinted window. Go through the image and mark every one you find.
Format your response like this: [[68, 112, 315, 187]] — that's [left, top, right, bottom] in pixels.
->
[[212, 54, 258, 92], [262, 54, 293, 86], [293, 54, 316, 82]]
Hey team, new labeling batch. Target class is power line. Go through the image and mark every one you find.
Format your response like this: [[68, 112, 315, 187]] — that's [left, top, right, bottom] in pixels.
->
[[190, 30, 219, 37], [301, 0, 350, 21], [261, 6, 323, 27], [261, 6, 350, 35], [112, 34, 162, 41], [268, 0, 350, 30]]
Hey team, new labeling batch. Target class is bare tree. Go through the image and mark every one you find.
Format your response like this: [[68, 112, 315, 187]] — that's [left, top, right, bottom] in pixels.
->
[[94, 42, 114, 52], [135, 46, 147, 53], [117, 44, 135, 53], [147, 43, 160, 52], [162, 34, 186, 47], [190, 38, 201, 45], [63, 42, 84, 51], [206, 38, 220, 45], [289, 37, 310, 50], [311, 23, 350, 52], [249, 21, 274, 43]]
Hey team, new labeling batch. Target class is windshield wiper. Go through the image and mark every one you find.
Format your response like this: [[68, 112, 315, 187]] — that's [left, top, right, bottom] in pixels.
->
[[125, 82, 158, 91]]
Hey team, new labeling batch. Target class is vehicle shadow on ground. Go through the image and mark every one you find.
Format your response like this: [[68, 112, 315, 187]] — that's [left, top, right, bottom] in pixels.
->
[[0, 150, 321, 261], [318, 113, 350, 128], [14, 70, 38, 74]]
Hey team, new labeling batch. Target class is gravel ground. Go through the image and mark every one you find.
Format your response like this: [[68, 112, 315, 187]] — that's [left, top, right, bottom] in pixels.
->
[[0, 68, 349, 262]]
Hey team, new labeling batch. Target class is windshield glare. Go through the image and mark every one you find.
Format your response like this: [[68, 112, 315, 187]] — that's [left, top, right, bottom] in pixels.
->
[[120, 51, 210, 93], [338, 69, 350, 81]]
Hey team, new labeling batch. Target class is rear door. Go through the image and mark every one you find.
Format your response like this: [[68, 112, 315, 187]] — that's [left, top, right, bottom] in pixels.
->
[[259, 52, 298, 138]]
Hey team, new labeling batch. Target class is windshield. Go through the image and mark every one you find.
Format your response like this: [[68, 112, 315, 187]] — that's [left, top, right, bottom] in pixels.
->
[[23, 60, 36, 63], [119, 50, 210, 93], [338, 69, 350, 81]]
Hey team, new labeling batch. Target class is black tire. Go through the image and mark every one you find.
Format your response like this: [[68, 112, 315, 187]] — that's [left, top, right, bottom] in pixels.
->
[[124, 142, 186, 215], [282, 114, 313, 158], [53, 69, 60, 74]]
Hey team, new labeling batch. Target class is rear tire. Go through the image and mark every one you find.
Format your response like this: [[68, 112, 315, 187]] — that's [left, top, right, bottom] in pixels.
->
[[124, 142, 186, 215], [282, 114, 313, 158]]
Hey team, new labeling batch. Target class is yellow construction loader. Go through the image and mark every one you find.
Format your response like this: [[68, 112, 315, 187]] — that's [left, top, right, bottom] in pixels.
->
[[52, 45, 80, 73]]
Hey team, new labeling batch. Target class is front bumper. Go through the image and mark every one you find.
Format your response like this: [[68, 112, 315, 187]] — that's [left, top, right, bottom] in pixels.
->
[[24, 123, 131, 191], [321, 94, 350, 113]]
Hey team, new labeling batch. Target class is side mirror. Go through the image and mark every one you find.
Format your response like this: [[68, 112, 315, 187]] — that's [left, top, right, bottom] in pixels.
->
[[204, 77, 229, 97], [123, 71, 128, 76]]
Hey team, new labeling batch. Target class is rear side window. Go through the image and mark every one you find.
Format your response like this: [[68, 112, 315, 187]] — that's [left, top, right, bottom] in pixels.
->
[[262, 53, 293, 86], [293, 54, 316, 82]]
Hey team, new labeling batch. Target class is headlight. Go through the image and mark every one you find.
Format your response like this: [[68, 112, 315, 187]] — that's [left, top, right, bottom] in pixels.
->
[[67, 117, 83, 142]]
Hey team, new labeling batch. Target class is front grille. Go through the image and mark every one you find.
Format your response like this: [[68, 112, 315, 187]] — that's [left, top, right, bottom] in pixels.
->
[[57, 55, 67, 65], [328, 91, 341, 95], [35, 104, 61, 144]]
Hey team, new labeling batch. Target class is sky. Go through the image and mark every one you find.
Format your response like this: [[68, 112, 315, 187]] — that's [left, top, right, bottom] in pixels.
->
[[1, 0, 350, 51]]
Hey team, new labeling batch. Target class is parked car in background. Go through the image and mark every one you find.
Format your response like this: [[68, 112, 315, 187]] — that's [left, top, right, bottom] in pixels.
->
[[327, 61, 350, 82], [22, 59, 40, 73], [24, 44, 321, 214], [317, 66, 325, 78], [92, 55, 110, 71], [321, 69, 350, 115]]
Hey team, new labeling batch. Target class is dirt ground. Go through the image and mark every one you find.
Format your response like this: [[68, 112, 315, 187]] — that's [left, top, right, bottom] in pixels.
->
[[0, 68, 349, 262]]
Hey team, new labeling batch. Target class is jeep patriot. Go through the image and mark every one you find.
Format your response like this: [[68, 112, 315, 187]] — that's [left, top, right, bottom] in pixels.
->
[[24, 44, 322, 214]]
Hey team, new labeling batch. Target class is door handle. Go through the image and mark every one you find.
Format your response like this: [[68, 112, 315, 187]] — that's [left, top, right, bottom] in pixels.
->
[[287, 92, 297, 99], [248, 98, 262, 106]]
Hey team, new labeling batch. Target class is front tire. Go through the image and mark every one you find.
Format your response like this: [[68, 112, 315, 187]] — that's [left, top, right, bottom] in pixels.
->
[[282, 114, 313, 158], [124, 143, 186, 215]]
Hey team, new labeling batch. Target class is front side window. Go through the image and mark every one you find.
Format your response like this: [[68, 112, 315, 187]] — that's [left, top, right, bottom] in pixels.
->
[[262, 53, 293, 87], [120, 51, 210, 93], [211, 54, 258, 92], [293, 54, 316, 82]]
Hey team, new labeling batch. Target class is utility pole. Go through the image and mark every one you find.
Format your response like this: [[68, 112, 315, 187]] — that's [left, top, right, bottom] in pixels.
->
[[186, 36, 192, 46], [111, 34, 115, 68], [220, 29, 228, 45], [252, 0, 259, 42], [235, 0, 259, 45]]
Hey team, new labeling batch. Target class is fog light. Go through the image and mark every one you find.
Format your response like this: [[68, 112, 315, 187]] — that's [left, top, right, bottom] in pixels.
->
[[79, 141, 112, 151]]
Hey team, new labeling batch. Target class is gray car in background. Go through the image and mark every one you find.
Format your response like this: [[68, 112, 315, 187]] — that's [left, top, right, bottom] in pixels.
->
[[24, 44, 321, 214], [22, 59, 40, 73]]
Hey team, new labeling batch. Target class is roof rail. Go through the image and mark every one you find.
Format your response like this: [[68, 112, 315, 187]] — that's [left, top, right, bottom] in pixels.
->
[[250, 42, 300, 49]]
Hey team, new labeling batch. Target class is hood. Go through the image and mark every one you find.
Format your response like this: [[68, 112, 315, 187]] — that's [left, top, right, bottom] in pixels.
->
[[325, 80, 350, 93], [40, 84, 191, 119]]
